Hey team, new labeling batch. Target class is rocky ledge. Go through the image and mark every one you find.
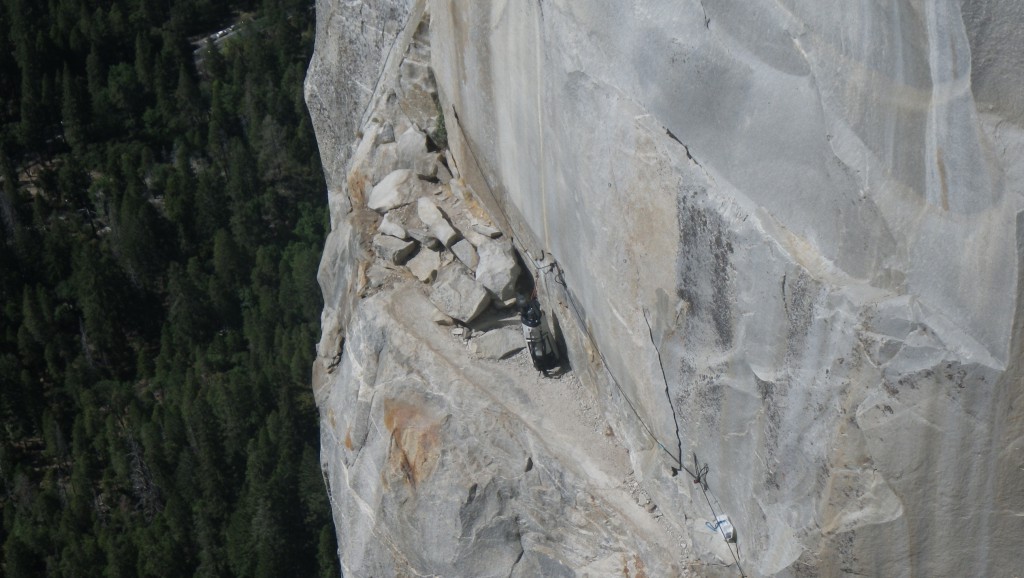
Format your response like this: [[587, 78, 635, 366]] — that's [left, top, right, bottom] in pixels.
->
[[308, 1, 1024, 576], [308, 6, 701, 577]]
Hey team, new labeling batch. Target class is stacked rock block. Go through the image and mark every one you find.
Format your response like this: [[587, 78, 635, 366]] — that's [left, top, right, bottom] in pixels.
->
[[345, 22, 520, 328]]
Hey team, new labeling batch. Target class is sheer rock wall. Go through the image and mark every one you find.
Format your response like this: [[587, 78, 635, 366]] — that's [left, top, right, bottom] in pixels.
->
[[309, 0, 1024, 575]]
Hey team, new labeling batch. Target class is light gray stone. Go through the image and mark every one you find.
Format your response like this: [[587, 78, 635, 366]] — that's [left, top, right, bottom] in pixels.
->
[[429, 263, 491, 324], [416, 197, 459, 247], [435, 158, 453, 184], [397, 127, 438, 177], [471, 222, 501, 239], [475, 239, 520, 301], [432, 308, 454, 326], [389, 198, 442, 251], [460, 229, 490, 250], [398, 58, 438, 131], [406, 246, 440, 283], [469, 328, 524, 360], [377, 122, 395, 145], [364, 262, 391, 290], [447, 178, 469, 203], [344, 126, 378, 204], [368, 169, 420, 213], [304, 0, 411, 200], [397, 17, 439, 134], [451, 239, 479, 270], [372, 234, 415, 265], [377, 212, 408, 240], [444, 150, 460, 179], [368, 142, 399, 184], [407, 228, 441, 250]]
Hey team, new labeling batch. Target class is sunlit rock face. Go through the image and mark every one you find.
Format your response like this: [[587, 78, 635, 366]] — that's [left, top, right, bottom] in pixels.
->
[[310, 0, 1024, 576]]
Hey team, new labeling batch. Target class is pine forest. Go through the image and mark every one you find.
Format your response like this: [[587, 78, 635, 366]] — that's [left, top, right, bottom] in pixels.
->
[[0, 0, 337, 576]]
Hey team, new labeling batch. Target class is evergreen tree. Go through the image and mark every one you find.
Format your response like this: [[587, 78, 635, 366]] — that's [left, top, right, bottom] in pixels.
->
[[0, 147, 20, 240], [134, 32, 154, 88], [17, 41, 43, 151], [60, 64, 87, 150]]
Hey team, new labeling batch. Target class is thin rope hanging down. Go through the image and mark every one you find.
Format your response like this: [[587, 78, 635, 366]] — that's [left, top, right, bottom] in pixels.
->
[[537, 258, 746, 577]]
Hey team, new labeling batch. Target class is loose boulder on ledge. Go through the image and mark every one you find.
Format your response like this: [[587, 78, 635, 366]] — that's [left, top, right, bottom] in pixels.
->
[[372, 234, 416, 265], [397, 127, 438, 177], [406, 246, 441, 283], [417, 197, 459, 247], [368, 169, 421, 213], [429, 262, 490, 323], [475, 238, 520, 301], [469, 328, 525, 359], [451, 239, 479, 270]]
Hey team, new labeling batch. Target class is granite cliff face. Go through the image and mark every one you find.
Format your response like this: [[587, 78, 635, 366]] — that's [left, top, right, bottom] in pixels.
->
[[307, 1, 1024, 576]]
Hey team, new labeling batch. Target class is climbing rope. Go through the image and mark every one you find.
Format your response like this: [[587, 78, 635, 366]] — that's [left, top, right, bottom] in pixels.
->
[[538, 257, 746, 578], [692, 454, 747, 577], [480, 189, 746, 575]]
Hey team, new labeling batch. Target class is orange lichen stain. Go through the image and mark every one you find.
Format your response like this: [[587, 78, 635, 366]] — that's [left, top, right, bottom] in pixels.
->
[[344, 428, 353, 450], [633, 555, 648, 578], [355, 260, 369, 295], [347, 168, 368, 206], [622, 554, 648, 578], [454, 180, 490, 223], [382, 398, 442, 488]]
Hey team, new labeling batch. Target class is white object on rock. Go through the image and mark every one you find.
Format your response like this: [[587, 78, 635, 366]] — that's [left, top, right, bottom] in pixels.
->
[[475, 238, 521, 300], [707, 515, 735, 543], [429, 263, 491, 323], [372, 234, 416, 265], [417, 197, 460, 247], [368, 169, 421, 213], [469, 327, 525, 359], [451, 239, 479, 270], [406, 246, 441, 283]]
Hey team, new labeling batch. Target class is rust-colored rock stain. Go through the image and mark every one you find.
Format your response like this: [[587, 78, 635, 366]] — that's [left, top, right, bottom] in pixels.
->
[[621, 553, 648, 578], [382, 398, 442, 488], [347, 168, 368, 206]]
